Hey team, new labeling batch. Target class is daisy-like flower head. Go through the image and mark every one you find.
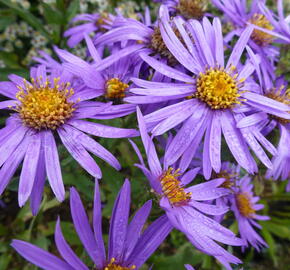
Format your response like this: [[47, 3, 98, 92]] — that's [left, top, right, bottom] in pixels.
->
[[94, 7, 187, 65], [0, 65, 138, 213], [212, 0, 274, 46], [130, 108, 245, 270], [212, 0, 282, 77], [64, 12, 115, 48], [256, 0, 290, 44], [155, 0, 208, 20], [210, 162, 269, 251], [126, 15, 290, 178], [230, 175, 269, 251], [11, 179, 173, 270], [237, 63, 290, 186], [54, 36, 141, 114]]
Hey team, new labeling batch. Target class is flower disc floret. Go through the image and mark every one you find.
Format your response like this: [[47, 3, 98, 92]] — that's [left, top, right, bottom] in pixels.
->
[[215, 170, 237, 189], [195, 67, 243, 110], [249, 13, 274, 46], [265, 88, 290, 125], [177, 0, 208, 20], [236, 192, 255, 218], [160, 168, 191, 206], [104, 258, 136, 270], [105, 78, 129, 99], [15, 77, 76, 130], [150, 26, 186, 64]]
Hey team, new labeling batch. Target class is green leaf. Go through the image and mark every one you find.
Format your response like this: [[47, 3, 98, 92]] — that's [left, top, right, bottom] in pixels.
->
[[66, 0, 79, 22], [0, 68, 28, 81], [42, 3, 64, 25], [262, 221, 290, 239], [0, 254, 12, 270], [261, 227, 278, 267], [0, 0, 51, 40]]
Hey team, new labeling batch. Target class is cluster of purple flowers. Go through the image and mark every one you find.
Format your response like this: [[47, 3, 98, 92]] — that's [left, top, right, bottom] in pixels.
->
[[0, 0, 289, 269]]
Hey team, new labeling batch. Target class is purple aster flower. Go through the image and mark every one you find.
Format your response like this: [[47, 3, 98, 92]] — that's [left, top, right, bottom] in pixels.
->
[[130, 108, 245, 270], [54, 36, 139, 110], [126, 16, 290, 178], [212, 0, 280, 77], [94, 6, 187, 65], [0, 65, 138, 213], [154, 0, 208, 20], [209, 162, 269, 251], [237, 63, 290, 188], [256, 0, 290, 43], [11, 179, 173, 269], [230, 175, 269, 251], [64, 12, 115, 47]]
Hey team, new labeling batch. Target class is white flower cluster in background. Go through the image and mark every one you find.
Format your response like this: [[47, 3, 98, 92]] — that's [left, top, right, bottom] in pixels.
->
[[11, 0, 30, 9]]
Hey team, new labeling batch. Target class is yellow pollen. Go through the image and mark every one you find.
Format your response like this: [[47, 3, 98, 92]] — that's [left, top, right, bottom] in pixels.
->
[[195, 67, 243, 109], [177, 0, 208, 20], [105, 78, 129, 99], [265, 87, 290, 125], [236, 192, 255, 218], [249, 14, 274, 46], [104, 258, 136, 270], [150, 26, 189, 65], [96, 13, 111, 32], [160, 168, 191, 206], [214, 170, 237, 189], [15, 77, 76, 130]]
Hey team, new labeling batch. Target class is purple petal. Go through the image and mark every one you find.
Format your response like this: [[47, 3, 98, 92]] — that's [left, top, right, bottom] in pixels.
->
[[0, 81, 19, 99], [65, 124, 120, 170], [137, 107, 162, 177], [93, 180, 106, 265], [0, 100, 17, 110], [221, 111, 257, 174], [144, 99, 196, 124], [165, 104, 208, 166], [108, 179, 131, 262], [43, 130, 65, 201], [55, 218, 88, 270], [124, 200, 152, 260], [0, 137, 28, 195], [180, 168, 200, 186], [140, 53, 195, 83], [30, 148, 46, 215], [209, 112, 222, 173], [11, 240, 72, 270], [186, 178, 229, 201], [58, 128, 102, 178], [128, 215, 173, 269], [0, 125, 28, 167], [226, 25, 253, 69], [18, 133, 41, 207], [237, 112, 268, 128], [69, 119, 138, 138], [151, 104, 197, 136], [70, 187, 104, 268]]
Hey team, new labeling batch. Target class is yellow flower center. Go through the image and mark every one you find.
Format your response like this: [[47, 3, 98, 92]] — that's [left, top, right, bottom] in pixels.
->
[[160, 168, 191, 206], [265, 88, 290, 125], [177, 0, 208, 20], [195, 67, 244, 109], [104, 258, 136, 270], [236, 192, 255, 218], [105, 78, 129, 99], [214, 170, 237, 189], [15, 77, 76, 130], [96, 13, 111, 32], [249, 14, 274, 46]]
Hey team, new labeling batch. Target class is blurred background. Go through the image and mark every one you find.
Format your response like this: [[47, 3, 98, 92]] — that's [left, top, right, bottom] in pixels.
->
[[0, 0, 290, 269]]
